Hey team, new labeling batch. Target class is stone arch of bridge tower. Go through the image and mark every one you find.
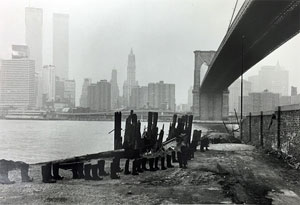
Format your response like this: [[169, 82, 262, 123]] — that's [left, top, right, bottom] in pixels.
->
[[192, 51, 216, 119]]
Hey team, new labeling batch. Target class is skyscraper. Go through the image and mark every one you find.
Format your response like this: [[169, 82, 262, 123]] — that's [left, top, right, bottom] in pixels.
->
[[80, 78, 92, 108], [110, 69, 120, 109], [123, 49, 138, 107], [42, 65, 56, 103], [0, 58, 36, 109], [87, 80, 111, 111], [64, 79, 76, 107], [53, 13, 69, 80], [148, 81, 175, 111], [25, 7, 43, 107], [248, 62, 289, 96]]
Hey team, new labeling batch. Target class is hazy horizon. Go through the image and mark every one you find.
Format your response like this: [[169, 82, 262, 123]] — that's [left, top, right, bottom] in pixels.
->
[[1, 0, 299, 105]]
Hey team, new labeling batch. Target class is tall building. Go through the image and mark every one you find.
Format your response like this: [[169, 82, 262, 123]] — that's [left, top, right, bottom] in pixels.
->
[[148, 81, 175, 111], [129, 85, 149, 109], [110, 69, 120, 109], [291, 86, 298, 96], [25, 7, 43, 107], [42, 65, 56, 103], [80, 78, 92, 108], [123, 49, 138, 107], [239, 90, 280, 114], [55, 77, 65, 102], [87, 80, 111, 111], [228, 79, 252, 114], [64, 80, 76, 107], [0, 59, 36, 109], [248, 62, 289, 95], [53, 13, 69, 80]]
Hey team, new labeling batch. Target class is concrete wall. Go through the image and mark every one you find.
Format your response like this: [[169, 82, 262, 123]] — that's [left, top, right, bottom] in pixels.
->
[[242, 104, 300, 161]]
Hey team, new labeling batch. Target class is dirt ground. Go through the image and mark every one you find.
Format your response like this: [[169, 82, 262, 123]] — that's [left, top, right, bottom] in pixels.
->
[[1, 143, 300, 204]]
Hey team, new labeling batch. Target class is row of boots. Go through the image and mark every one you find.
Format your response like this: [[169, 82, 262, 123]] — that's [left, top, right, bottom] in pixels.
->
[[42, 160, 109, 183], [123, 154, 174, 175]]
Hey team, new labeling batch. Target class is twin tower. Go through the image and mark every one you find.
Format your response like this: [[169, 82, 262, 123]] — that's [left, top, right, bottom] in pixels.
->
[[192, 51, 229, 121]]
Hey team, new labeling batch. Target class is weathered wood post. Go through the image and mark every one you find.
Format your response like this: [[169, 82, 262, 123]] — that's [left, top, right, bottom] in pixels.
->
[[114, 112, 122, 150], [260, 111, 264, 147], [277, 106, 281, 150]]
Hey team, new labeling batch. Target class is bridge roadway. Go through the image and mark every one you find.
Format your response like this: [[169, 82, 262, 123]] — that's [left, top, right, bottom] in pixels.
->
[[193, 0, 300, 121]]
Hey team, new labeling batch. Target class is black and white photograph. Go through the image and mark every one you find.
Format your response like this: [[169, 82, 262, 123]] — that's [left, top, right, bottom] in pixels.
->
[[0, 0, 300, 204]]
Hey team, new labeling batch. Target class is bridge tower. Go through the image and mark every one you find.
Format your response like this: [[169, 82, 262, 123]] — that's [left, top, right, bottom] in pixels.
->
[[192, 50, 229, 121]]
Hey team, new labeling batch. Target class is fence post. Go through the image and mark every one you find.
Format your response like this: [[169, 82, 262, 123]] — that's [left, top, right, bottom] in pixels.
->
[[260, 111, 264, 147], [249, 112, 252, 142], [277, 106, 281, 150]]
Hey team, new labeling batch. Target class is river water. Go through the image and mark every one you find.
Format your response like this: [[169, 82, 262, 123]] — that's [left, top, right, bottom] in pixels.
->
[[0, 120, 211, 164]]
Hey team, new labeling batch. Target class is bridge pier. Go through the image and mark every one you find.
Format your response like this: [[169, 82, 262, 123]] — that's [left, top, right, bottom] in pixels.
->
[[199, 89, 229, 121], [192, 50, 229, 121]]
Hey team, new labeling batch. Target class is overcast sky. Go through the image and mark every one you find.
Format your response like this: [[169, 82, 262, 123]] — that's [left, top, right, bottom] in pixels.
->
[[0, 0, 299, 105]]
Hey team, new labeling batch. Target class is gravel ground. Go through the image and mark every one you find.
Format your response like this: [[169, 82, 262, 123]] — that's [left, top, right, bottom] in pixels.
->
[[1, 143, 300, 204]]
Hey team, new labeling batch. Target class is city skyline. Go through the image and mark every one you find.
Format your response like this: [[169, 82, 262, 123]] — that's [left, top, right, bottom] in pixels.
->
[[0, 0, 299, 105]]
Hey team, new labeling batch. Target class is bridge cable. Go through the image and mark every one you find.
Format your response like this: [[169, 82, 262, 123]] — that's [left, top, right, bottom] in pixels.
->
[[227, 0, 239, 33]]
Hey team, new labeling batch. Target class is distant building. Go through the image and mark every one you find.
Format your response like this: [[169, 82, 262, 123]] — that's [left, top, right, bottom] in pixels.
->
[[64, 79, 76, 107], [110, 69, 120, 109], [123, 49, 138, 107], [248, 62, 289, 96], [187, 86, 193, 111], [42, 65, 56, 103], [291, 94, 300, 105], [54, 77, 75, 108], [176, 104, 190, 113], [291, 86, 297, 96], [12, 45, 30, 59], [25, 7, 43, 107], [55, 77, 65, 102], [279, 96, 291, 106], [87, 80, 111, 111], [148, 81, 175, 111], [80, 78, 92, 108], [0, 59, 36, 109], [229, 79, 251, 115], [53, 13, 69, 80], [239, 90, 280, 114]]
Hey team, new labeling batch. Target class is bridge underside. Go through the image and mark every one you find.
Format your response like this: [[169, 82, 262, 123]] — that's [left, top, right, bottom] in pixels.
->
[[200, 0, 300, 92]]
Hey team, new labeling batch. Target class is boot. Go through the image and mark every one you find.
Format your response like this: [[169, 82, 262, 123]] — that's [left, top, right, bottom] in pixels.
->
[[98, 160, 109, 176], [124, 159, 131, 175], [167, 155, 174, 168], [20, 163, 33, 182], [72, 166, 79, 179], [142, 158, 149, 171], [52, 163, 63, 180], [114, 157, 123, 173], [84, 164, 93, 180], [91, 164, 103, 180], [172, 151, 178, 163], [137, 159, 144, 173], [41, 164, 56, 183], [149, 158, 156, 171], [77, 163, 85, 179], [161, 157, 167, 170], [110, 161, 120, 179], [154, 157, 160, 170], [177, 152, 183, 168], [132, 159, 139, 175]]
